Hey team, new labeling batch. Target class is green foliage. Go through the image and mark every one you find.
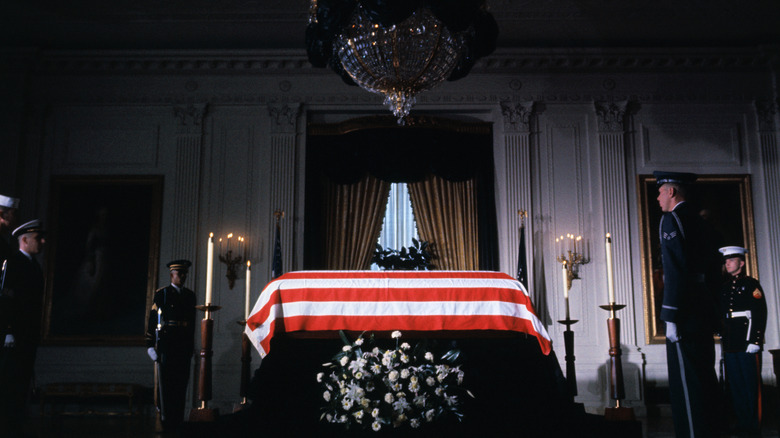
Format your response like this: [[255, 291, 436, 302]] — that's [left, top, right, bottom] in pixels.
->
[[372, 238, 433, 270]]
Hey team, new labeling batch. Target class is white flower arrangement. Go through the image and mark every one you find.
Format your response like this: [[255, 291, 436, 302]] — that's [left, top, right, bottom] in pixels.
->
[[319, 331, 473, 432]]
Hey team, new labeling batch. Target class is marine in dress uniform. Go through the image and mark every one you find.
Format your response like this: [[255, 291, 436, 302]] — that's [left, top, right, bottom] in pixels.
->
[[146, 259, 196, 432], [0, 219, 46, 438], [718, 246, 766, 436], [654, 171, 722, 438]]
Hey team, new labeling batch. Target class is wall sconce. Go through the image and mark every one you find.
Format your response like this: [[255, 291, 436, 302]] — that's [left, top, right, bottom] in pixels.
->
[[556, 233, 590, 292], [218, 233, 246, 289]]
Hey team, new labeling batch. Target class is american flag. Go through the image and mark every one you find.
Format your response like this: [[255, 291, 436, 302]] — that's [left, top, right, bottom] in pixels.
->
[[245, 270, 552, 357]]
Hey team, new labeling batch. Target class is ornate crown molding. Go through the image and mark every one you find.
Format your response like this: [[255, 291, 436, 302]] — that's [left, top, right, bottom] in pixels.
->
[[23, 47, 777, 75]]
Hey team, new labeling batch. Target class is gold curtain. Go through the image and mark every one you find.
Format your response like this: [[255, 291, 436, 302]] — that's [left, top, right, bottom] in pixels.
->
[[408, 174, 479, 270], [323, 174, 391, 270]]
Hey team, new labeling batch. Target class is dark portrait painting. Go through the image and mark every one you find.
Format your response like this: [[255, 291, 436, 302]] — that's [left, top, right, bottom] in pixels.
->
[[43, 176, 162, 345], [638, 174, 756, 344]]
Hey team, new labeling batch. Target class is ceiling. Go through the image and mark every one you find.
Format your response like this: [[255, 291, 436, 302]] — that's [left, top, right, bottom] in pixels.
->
[[2, 1, 780, 52]]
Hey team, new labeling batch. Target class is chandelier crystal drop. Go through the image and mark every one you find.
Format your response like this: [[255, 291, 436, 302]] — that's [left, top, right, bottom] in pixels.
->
[[335, 7, 463, 123]]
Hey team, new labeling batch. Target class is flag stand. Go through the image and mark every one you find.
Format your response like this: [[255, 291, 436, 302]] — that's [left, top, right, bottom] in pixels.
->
[[233, 320, 252, 412]]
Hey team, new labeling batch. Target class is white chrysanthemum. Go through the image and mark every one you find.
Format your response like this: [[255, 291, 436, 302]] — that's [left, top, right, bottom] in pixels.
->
[[341, 398, 353, 410], [409, 380, 420, 392], [372, 421, 382, 431], [413, 394, 426, 407], [354, 371, 363, 379], [361, 398, 370, 407], [426, 377, 436, 386], [340, 356, 349, 366], [342, 345, 352, 352], [435, 387, 444, 396], [400, 342, 410, 350], [425, 409, 436, 422], [388, 370, 399, 382], [371, 408, 380, 418], [355, 337, 364, 346], [410, 418, 421, 428], [384, 393, 394, 404], [354, 410, 364, 419], [339, 415, 347, 423], [371, 363, 382, 374], [424, 352, 434, 362], [400, 354, 410, 363], [392, 397, 410, 412], [391, 330, 402, 339], [391, 382, 402, 391], [323, 391, 331, 401], [400, 369, 410, 379]]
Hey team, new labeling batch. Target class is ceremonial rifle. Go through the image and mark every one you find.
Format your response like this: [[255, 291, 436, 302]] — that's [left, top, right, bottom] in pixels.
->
[[154, 307, 165, 422], [0, 259, 6, 290]]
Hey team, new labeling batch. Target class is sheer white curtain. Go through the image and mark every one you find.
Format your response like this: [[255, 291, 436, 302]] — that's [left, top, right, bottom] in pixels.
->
[[371, 183, 419, 270]]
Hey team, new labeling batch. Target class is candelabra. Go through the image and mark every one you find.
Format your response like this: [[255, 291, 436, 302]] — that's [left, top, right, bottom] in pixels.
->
[[218, 233, 246, 289], [555, 233, 590, 398]]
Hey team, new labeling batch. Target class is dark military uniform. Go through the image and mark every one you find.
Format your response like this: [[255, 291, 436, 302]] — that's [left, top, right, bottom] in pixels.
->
[[0, 221, 45, 437], [146, 279, 196, 431], [656, 171, 722, 438], [720, 272, 766, 434]]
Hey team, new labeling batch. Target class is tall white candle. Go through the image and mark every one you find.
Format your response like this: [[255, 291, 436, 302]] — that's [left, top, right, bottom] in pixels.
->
[[206, 232, 214, 304], [245, 260, 251, 319], [605, 233, 615, 304], [562, 263, 569, 300]]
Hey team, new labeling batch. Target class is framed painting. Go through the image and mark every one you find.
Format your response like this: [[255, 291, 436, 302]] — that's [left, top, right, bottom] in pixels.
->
[[43, 175, 163, 345], [638, 174, 757, 344]]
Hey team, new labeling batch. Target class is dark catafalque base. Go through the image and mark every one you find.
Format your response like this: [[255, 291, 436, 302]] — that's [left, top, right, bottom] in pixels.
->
[[181, 335, 639, 438]]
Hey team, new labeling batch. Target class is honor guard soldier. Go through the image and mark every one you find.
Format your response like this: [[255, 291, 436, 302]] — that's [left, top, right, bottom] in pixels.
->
[[654, 171, 722, 438], [0, 194, 20, 264], [0, 219, 46, 437], [718, 246, 766, 436], [146, 259, 196, 432]]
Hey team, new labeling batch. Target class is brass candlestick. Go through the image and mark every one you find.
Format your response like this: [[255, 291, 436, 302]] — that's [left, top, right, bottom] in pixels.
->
[[189, 304, 222, 422], [599, 303, 635, 421], [555, 233, 589, 397]]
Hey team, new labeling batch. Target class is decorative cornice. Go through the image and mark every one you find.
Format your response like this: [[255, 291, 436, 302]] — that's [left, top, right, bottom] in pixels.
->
[[500, 101, 536, 133], [22, 47, 777, 75], [594, 101, 628, 133]]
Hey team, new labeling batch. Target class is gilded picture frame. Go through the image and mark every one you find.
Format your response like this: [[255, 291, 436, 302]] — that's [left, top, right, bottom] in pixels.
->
[[638, 174, 757, 344], [43, 175, 163, 345]]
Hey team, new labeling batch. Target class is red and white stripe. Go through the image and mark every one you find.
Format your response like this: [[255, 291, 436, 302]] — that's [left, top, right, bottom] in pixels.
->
[[245, 271, 552, 357]]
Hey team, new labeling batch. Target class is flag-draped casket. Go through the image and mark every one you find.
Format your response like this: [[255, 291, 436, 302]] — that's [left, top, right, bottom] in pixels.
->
[[244, 270, 552, 357]]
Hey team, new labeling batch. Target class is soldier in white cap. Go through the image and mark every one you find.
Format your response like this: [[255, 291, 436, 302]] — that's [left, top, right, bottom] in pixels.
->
[[0, 193, 20, 265], [0, 219, 46, 437], [718, 246, 766, 436]]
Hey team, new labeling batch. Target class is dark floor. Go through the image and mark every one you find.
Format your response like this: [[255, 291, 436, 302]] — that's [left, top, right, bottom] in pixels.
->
[[13, 407, 780, 438]]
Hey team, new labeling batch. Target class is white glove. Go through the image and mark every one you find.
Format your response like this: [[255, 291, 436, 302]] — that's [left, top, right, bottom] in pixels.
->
[[147, 347, 158, 361], [4, 334, 14, 347], [665, 322, 680, 343], [746, 344, 760, 354]]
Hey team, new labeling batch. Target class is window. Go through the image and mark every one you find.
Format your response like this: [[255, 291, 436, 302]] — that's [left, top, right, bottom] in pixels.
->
[[371, 182, 418, 270]]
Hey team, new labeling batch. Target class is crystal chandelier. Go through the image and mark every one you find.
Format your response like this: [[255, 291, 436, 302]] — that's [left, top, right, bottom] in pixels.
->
[[306, 0, 498, 124]]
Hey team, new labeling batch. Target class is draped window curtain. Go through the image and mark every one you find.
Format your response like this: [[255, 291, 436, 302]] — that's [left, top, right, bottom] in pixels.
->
[[323, 174, 391, 270], [409, 174, 479, 270]]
